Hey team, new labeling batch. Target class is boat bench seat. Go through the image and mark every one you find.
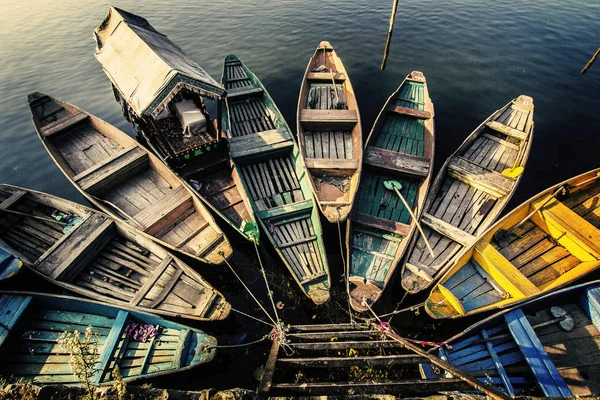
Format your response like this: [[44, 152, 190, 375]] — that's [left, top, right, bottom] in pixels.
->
[[134, 185, 193, 236], [364, 146, 430, 179], [486, 121, 528, 141], [306, 72, 346, 81], [448, 156, 514, 198], [351, 211, 410, 236], [227, 87, 263, 99], [420, 213, 476, 246], [35, 214, 115, 281], [299, 109, 358, 130], [40, 112, 88, 138], [0, 295, 32, 346], [387, 105, 432, 120], [229, 128, 293, 161], [258, 199, 313, 222], [304, 158, 358, 172], [505, 308, 572, 397], [76, 147, 148, 196], [0, 190, 27, 211]]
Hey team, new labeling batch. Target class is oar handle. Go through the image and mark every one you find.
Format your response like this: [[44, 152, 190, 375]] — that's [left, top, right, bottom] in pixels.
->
[[393, 188, 435, 258]]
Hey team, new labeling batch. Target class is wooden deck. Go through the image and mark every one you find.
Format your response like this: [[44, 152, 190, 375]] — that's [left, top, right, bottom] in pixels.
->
[[403, 96, 534, 294], [347, 72, 433, 310], [29, 94, 231, 263]]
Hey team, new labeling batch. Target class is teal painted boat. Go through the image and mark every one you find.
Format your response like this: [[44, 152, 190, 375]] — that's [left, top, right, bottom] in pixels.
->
[[420, 280, 600, 397], [221, 55, 331, 304], [0, 184, 231, 321], [346, 72, 435, 311], [0, 291, 216, 385], [0, 245, 23, 280]]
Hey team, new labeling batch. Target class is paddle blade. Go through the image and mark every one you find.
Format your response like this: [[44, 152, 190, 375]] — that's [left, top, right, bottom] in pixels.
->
[[383, 180, 402, 191], [502, 166, 524, 178]]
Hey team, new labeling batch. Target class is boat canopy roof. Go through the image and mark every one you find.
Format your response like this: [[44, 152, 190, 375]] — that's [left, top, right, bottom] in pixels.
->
[[94, 6, 225, 118]]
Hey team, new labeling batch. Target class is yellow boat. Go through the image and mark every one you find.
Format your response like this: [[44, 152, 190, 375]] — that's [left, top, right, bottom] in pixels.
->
[[425, 168, 600, 319]]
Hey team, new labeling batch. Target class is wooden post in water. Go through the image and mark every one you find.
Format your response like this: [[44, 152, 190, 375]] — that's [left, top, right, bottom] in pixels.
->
[[581, 47, 600, 74], [381, 0, 400, 70]]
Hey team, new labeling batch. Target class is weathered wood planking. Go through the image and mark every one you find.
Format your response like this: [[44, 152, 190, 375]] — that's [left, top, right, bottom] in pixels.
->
[[346, 71, 435, 311], [402, 95, 534, 295], [296, 41, 363, 223], [0, 291, 217, 385], [0, 184, 231, 321], [28, 93, 232, 264], [425, 168, 600, 320], [222, 54, 330, 305]]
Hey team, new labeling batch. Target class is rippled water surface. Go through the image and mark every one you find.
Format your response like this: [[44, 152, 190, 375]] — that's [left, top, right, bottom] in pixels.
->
[[0, 0, 599, 390]]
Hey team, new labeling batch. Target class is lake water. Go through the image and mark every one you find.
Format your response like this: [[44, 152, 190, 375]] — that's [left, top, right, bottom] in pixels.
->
[[0, 0, 599, 391]]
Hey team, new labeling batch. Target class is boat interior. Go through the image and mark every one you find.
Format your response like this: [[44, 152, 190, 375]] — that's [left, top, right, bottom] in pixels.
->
[[403, 96, 533, 292], [347, 74, 433, 307], [0, 293, 215, 384], [0, 186, 230, 321], [223, 56, 329, 303], [28, 94, 229, 263], [427, 175, 600, 318], [422, 285, 600, 396], [298, 44, 362, 218]]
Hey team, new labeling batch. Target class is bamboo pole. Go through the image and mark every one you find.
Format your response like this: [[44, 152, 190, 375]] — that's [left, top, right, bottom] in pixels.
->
[[381, 0, 400, 70], [581, 47, 600, 74]]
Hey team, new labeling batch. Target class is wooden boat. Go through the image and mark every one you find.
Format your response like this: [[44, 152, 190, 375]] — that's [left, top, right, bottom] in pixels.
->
[[425, 168, 600, 319], [346, 72, 435, 311], [0, 184, 231, 321], [221, 54, 331, 304], [420, 280, 600, 397], [28, 93, 232, 265], [402, 95, 534, 294], [297, 41, 362, 223], [0, 291, 217, 385], [93, 7, 258, 243], [0, 245, 23, 280]]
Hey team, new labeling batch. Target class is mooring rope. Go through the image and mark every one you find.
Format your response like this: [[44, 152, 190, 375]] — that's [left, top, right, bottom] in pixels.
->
[[230, 307, 275, 327], [253, 242, 282, 327], [208, 333, 270, 349], [362, 300, 449, 348], [336, 208, 355, 324], [220, 252, 278, 327], [375, 302, 425, 319]]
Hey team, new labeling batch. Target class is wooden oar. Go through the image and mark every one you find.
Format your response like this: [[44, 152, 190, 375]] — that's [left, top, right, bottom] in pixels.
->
[[494, 171, 600, 247], [0, 208, 66, 226], [383, 180, 435, 258], [92, 195, 145, 230], [330, 68, 340, 106]]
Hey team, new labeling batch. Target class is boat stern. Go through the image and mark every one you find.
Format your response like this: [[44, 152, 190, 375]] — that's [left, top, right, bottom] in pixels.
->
[[188, 331, 218, 366], [348, 278, 382, 312], [318, 41, 333, 50], [307, 280, 331, 305], [424, 286, 462, 319]]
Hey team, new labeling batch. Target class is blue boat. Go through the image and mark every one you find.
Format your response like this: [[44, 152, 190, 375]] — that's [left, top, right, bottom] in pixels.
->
[[0, 245, 22, 280], [0, 291, 217, 385], [420, 280, 600, 397]]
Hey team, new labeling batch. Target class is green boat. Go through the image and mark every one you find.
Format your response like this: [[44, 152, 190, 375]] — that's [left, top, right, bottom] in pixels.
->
[[0, 291, 216, 385], [346, 72, 435, 311], [221, 55, 331, 304]]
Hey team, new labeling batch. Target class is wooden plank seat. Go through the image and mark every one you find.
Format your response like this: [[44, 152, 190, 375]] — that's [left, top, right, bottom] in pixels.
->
[[299, 109, 358, 130], [364, 146, 430, 179], [77, 147, 148, 196], [133, 185, 192, 236], [39, 112, 88, 138], [229, 129, 294, 160], [486, 121, 528, 141], [35, 214, 115, 281], [306, 72, 346, 81], [304, 158, 358, 171], [351, 211, 410, 236], [447, 156, 514, 198], [420, 213, 476, 246], [227, 87, 263, 99], [387, 105, 432, 120], [258, 199, 313, 221], [504, 309, 572, 397], [93, 310, 129, 384], [532, 196, 600, 259], [130, 255, 172, 306], [0, 295, 32, 345], [0, 190, 27, 210]]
